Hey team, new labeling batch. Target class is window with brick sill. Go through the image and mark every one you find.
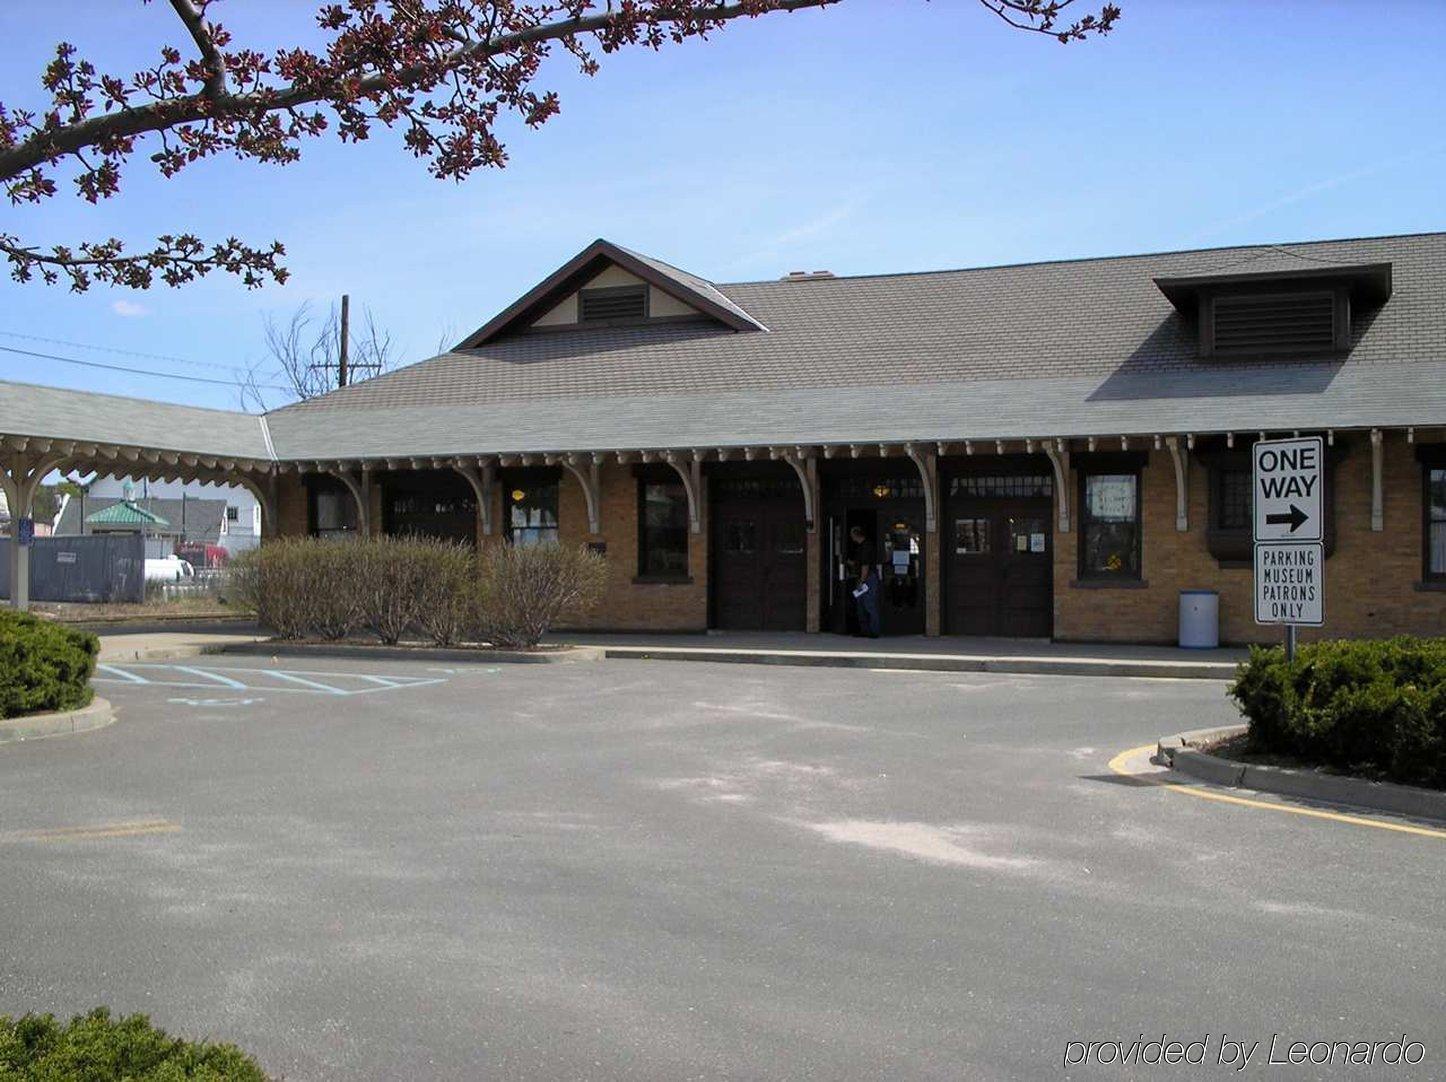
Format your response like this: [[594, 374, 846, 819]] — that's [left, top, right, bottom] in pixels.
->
[[1077, 465, 1141, 582], [637, 472, 689, 580]]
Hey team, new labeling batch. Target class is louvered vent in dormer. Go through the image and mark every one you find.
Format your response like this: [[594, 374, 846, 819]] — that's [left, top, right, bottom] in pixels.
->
[[579, 284, 647, 323], [1209, 291, 1341, 358]]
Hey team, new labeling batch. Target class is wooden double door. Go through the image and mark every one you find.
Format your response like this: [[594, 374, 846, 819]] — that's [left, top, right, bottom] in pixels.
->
[[710, 481, 807, 630], [946, 497, 1053, 637]]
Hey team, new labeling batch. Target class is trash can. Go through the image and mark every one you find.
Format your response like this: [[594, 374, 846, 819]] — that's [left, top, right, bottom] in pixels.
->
[[1178, 589, 1219, 649]]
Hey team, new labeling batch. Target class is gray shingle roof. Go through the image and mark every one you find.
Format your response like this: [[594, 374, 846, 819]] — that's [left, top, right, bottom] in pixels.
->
[[0, 380, 271, 460], [278, 232, 1446, 425], [3, 232, 1443, 465]]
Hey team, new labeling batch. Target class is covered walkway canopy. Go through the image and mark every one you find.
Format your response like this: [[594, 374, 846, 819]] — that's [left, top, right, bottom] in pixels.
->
[[4, 368, 1444, 610]]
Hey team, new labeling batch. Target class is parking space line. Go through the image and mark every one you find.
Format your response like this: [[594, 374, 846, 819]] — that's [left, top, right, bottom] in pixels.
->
[[256, 670, 350, 695], [1109, 743, 1446, 841], [96, 664, 150, 684], [170, 666, 250, 690], [90, 663, 450, 698]]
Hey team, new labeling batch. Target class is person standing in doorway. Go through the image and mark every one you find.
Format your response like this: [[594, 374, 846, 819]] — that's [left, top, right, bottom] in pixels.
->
[[848, 525, 880, 638]]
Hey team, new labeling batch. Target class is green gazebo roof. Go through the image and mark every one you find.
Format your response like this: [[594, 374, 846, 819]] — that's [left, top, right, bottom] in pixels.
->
[[85, 500, 170, 528]]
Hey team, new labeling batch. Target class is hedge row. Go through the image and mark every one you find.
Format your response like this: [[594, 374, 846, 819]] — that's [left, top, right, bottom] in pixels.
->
[[0, 610, 97, 720], [0, 1007, 268, 1080], [230, 536, 607, 649], [1228, 637, 1446, 788]]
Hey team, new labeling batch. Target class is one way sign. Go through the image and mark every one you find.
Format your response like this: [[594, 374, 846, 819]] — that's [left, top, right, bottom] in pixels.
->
[[1253, 436, 1324, 543]]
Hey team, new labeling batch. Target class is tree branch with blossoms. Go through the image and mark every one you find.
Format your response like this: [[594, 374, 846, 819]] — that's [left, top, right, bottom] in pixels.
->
[[0, 0, 1118, 292]]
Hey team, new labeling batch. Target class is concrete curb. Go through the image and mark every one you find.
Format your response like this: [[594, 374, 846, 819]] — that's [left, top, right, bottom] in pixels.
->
[[100, 642, 251, 663], [1158, 724, 1446, 823], [0, 697, 115, 744], [219, 641, 605, 665], [602, 647, 1236, 681]]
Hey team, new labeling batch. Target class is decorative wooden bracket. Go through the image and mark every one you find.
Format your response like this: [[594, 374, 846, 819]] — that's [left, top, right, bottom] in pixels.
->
[[232, 470, 279, 539], [1165, 436, 1189, 532], [775, 447, 817, 531], [326, 465, 372, 538], [665, 451, 703, 534], [1044, 440, 1071, 533], [452, 461, 496, 536], [903, 442, 938, 533], [562, 454, 603, 535]]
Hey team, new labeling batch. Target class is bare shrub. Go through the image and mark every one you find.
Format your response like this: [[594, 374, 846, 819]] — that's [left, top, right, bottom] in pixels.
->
[[226, 547, 261, 613], [307, 541, 366, 640], [355, 536, 432, 645], [475, 543, 608, 649], [413, 542, 478, 647], [250, 537, 319, 639]]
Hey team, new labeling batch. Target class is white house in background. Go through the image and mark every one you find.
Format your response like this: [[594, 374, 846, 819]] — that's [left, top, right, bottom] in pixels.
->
[[70, 476, 261, 551]]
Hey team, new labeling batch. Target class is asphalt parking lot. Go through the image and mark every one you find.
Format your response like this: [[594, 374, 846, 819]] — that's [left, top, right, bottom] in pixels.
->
[[1, 658, 1442, 1080]]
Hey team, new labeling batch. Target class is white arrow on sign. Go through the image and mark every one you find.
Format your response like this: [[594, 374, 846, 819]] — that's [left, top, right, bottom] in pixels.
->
[[1253, 436, 1324, 543]]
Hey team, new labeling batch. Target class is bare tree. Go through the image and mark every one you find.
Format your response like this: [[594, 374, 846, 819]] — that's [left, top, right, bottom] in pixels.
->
[[240, 300, 395, 410]]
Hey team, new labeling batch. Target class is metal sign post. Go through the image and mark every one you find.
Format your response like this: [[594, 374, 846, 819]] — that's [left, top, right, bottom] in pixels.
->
[[1253, 436, 1325, 658]]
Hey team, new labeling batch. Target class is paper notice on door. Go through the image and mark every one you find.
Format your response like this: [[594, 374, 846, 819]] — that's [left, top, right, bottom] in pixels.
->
[[1030, 533, 1046, 553]]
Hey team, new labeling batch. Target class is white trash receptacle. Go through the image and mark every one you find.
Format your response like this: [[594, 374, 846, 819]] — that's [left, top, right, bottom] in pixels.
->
[[1178, 589, 1219, 649]]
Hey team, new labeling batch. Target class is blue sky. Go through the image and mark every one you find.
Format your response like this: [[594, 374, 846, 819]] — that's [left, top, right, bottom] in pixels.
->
[[1, 0, 1443, 412]]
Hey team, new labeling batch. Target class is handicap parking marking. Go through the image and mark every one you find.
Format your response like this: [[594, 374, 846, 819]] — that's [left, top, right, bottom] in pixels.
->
[[94, 663, 447, 698], [170, 665, 250, 690], [96, 663, 152, 684]]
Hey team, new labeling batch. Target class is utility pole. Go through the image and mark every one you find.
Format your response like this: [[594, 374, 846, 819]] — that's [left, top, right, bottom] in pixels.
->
[[306, 293, 379, 391], [338, 293, 350, 389]]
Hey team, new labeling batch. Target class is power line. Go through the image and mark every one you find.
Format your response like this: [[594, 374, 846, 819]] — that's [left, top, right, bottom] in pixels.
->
[[0, 344, 295, 392], [0, 328, 261, 375]]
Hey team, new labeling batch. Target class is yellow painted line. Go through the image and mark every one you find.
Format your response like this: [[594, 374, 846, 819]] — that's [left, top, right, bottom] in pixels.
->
[[0, 818, 180, 843], [1108, 744, 1446, 841]]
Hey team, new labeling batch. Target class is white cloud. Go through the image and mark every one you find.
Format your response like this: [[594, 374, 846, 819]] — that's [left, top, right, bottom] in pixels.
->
[[110, 299, 150, 318]]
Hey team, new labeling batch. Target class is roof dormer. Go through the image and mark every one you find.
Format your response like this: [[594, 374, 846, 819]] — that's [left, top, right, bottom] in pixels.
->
[[1154, 251, 1392, 360], [458, 239, 765, 348]]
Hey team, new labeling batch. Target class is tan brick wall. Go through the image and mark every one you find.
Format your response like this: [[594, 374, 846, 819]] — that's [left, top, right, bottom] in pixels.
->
[[269, 440, 1444, 644], [557, 462, 708, 632], [1054, 436, 1446, 644]]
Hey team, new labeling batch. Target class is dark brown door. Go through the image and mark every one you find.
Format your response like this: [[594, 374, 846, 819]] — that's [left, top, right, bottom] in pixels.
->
[[712, 499, 806, 630], [947, 500, 1052, 637]]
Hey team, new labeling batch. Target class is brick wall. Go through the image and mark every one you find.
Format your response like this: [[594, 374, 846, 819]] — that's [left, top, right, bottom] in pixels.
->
[[1053, 436, 1446, 644], [557, 462, 709, 632], [271, 439, 1443, 644]]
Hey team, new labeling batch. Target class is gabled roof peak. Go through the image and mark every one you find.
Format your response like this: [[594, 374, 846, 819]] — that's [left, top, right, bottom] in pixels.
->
[[457, 238, 765, 348]]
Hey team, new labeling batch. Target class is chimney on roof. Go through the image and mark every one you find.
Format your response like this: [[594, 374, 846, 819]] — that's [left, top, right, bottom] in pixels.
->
[[781, 270, 835, 281]]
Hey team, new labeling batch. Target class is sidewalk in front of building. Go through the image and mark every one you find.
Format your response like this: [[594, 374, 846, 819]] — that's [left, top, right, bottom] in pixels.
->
[[555, 632, 1246, 680], [87, 624, 1244, 680]]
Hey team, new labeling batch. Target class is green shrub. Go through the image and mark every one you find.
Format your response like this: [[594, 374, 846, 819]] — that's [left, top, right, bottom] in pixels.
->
[[0, 611, 97, 720], [0, 1006, 268, 1080], [475, 543, 608, 649], [1228, 637, 1446, 787]]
